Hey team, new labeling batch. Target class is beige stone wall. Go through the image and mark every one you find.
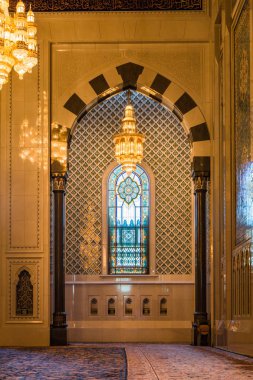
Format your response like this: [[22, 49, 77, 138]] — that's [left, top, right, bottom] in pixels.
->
[[0, 9, 213, 345], [3, 1, 251, 353], [66, 282, 194, 343], [0, 42, 50, 345], [45, 11, 212, 132]]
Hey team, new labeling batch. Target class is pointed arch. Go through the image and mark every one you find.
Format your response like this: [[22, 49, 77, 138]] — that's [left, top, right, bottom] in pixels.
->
[[56, 62, 210, 162], [65, 64, 207, 135]]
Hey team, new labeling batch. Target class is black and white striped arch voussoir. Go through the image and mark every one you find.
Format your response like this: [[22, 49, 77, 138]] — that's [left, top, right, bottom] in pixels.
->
[[63, 62, 210, 143]]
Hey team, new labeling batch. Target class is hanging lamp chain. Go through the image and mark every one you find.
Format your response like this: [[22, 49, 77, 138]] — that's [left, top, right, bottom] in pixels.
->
[[127, 89, 131, 105]]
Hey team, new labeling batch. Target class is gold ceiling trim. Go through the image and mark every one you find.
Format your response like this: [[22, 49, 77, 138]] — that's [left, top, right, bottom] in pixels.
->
[[9, 0, 204, 13]]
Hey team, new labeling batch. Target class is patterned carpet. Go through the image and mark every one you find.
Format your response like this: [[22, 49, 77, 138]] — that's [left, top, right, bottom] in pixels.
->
[[0, 347, 127, 379]]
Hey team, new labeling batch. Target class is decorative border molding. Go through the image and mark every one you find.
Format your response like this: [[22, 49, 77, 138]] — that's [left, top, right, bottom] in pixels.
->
[[9, 0, 205, 13], [8, 46, 41, 250], [7, 258, 42, 322]]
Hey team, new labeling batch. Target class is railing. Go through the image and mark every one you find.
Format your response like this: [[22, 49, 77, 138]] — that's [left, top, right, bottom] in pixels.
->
[[232, 239, 251, 317]]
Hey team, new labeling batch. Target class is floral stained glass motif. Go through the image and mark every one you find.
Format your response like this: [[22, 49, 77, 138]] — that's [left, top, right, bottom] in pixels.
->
[[108, 165, 149, 274], [118, 177, 140, 204]]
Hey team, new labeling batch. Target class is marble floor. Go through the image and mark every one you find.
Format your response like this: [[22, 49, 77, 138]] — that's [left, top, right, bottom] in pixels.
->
[[123, 344, 253, 379]]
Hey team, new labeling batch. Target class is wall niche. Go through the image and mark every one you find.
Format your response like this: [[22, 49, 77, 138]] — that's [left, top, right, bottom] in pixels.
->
[[160, 297, 168, 316], [124, 297, 134, 316], [16, 270, 33, 316], [107, 297, 116, 316], [89, 297, 98, 316]]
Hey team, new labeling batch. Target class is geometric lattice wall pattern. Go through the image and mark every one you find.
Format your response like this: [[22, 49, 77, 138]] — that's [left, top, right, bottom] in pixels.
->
[[66, 91, 192, 275]]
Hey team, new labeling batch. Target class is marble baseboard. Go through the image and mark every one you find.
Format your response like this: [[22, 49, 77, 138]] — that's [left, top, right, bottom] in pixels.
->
[[68, 325, 191, 343]]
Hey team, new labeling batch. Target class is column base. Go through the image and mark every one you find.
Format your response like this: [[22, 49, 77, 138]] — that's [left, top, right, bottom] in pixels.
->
[[51, 312, 67, 345], [192, 314, 210, 346], [50, 326, 68, 346], [52, 311, 67, 327], [194, 311, 207, 324]]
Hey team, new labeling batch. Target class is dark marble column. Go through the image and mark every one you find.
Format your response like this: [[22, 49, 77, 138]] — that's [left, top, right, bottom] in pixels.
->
[[50, 174, 67, 346], [192, 157, 210, 346]]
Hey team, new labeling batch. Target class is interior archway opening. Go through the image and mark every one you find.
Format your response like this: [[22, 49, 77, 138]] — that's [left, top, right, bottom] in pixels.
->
[[54, 89, 194, 342]]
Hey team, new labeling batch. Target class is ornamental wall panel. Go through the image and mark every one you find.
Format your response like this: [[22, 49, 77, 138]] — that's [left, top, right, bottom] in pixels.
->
[[6, 258, 42, 322], [7, 52, 43, 251], [0, 39, 50, 345]]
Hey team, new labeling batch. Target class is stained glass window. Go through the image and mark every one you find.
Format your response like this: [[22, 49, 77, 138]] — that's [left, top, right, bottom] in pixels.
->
[[108, 165, 149, 274]]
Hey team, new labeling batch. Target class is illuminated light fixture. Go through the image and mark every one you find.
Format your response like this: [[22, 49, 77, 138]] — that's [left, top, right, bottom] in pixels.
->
[[98, 86, 119, 99], [0, 1, 38, 89], [113, 91, 145, 175], [140, 85, 158, 97], [51, 122, 69, 174]]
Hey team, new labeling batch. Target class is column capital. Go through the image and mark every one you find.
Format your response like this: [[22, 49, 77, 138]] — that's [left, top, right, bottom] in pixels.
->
[[52, 174, 67, 192], [193, 176, 208, 192]]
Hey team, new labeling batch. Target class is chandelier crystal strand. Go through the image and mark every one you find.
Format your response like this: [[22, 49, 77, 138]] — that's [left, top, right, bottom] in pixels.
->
[[23, 5, 37, 73], [0, 0, 37, 89], [113, 92, 145, 175]]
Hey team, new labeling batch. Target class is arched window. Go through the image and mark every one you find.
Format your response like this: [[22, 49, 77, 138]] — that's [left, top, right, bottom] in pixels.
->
[[108, 165, 150, 274]]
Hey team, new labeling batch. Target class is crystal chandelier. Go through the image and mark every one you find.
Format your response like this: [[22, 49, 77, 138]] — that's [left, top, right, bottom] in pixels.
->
[[113, 92, 145, 175], [0, 0, 37, 90]]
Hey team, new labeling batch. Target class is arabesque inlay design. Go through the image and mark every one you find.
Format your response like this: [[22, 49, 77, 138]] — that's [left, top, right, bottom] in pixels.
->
[[8, 259, 41, 321], [16, 270, 33, 316], [118, 176, 140, 204]]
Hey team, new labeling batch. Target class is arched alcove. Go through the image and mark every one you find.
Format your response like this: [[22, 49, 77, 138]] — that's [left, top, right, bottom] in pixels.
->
[[65, 90, 192, 277], [51, 81, 210, 344]]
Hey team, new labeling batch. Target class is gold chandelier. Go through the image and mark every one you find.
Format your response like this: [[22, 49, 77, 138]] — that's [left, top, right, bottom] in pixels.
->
[[113, 92, 145, 175], [0, 0, 37, 90]]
